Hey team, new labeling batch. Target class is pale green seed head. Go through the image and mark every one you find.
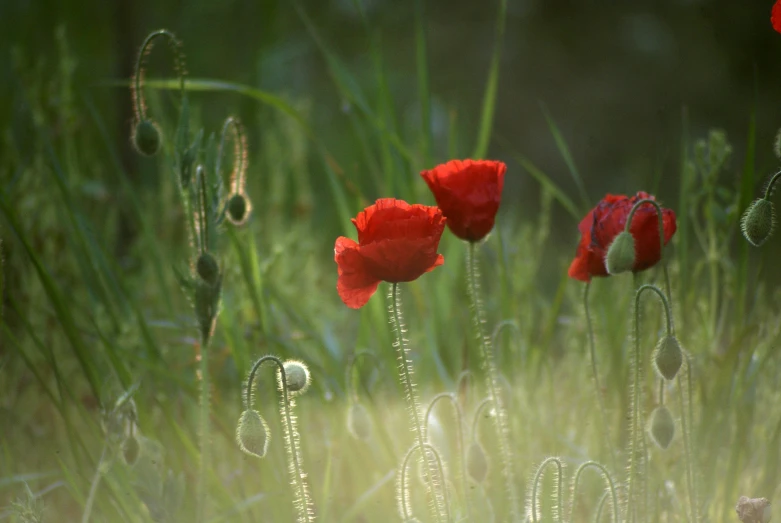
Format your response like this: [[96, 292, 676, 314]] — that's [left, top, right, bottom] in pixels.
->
[[466, 441, 489, 484], [741, 198, 775, 247], [605, 231, 636, 275], [236, 409, 269, 458], [653, 335, 683, 381], [648, 405, 675, 450]]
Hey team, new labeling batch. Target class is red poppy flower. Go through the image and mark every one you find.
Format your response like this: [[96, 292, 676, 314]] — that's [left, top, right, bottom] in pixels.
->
[[567, 192, 677, 282], [773, 0, 781, 33], [334, 198, 446, 308], [420, 159, 506, 242]]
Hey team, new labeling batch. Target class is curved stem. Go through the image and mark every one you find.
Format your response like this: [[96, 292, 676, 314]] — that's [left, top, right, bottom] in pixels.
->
[[81, 444, 109, 523], [466, 242, 521, 520], [397, 442, 451, 522], [677, 353, 697, 523], [491, 319, 522, 368], [132, 29, 186, 122], [592, 491, 610, 523], [195, 165, 208, 254], [568, 461, 619, 523], [470, 397, 493, 442], [345, 350, 381, 403], [424, 393, 470, 519], [245, 355, 315, 522], [624, 198, 673, 302], [216, 117, 247, 195], [763, 169, 781, 200], [530, 456, 564, 523], [584, 282, 617, 471], [389, 283, 447, 522]]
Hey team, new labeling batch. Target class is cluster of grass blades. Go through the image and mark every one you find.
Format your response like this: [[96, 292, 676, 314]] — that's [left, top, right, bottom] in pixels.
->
[[3, 5, 781, 523]]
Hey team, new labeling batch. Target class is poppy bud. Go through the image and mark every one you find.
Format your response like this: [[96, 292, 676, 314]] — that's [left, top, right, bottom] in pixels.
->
[[466, 441, 489, 484], [605, 231, 636, 275], [226, 193, 250, 225], [133, 120, 162, 157], [122, 434, 140, 466], [236, 409, 270, 458], [196, 252, 219, 285], [346, 401, 372, 441], [653, 335, 683, 381], [741, 198, 775, 247], [648, 405, 675, 450], [280, 360, 311, 395]]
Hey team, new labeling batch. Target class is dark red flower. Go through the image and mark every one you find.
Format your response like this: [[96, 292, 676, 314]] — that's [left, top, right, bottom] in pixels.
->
[[773, 0, 781, 33], [335, 198, 446, 308], [568, 192, 677, 282], [420, 159, 506, 242]]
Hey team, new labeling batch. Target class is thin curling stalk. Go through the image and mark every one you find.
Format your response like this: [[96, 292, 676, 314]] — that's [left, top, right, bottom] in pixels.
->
[[388, 283, 448, 522], [424, 393, 471, 519], [245, 355, 315, 522], [397, 442, 451, 522], [623, 198, 673, 299], [466, 242, 521, 520], [567, 461, 619, 523], [528, 457, 564, 523]]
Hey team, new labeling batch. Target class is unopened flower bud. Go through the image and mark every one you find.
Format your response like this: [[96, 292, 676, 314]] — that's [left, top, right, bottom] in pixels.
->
[[605, 231, 636, 275], [133, 120, 162, 157], [466, 441, 489, 484], [741, 198, 775, 247], [648, 405, 675, 450], [122, 434, 140, 466], [280, 360, 311, 395], [226, 193, 250, 225], [196, 252, 219, 285], [346, 401, 372, 441], [236, 409, 269, 458], [653, 335, 683, 381]]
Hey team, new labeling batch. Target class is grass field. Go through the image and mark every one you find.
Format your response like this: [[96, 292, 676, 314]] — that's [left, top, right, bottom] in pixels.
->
[[2, 4, 781, 523]]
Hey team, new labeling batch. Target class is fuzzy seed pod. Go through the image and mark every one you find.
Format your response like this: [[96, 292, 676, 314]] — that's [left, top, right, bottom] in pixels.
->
[[653, 335, 683, 381], [280, 360, 311, 395], [741, 198, 775, 247], [196, 252, 219, 285], [236, 409, 270, 458], [648, 405, 675, 450], [466, 441, 489, 484], [122, 434, 141, 466], [226, 193, 250, 225], [605, 231, 636, 275], [346, 401, 373, 441], [133, 120, 162, 157]]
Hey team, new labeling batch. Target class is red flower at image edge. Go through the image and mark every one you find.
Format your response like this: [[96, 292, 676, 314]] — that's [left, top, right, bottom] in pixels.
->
[[773, 0, 781, 33], [567, 192, 677, 282], [421, 159, 506, 242], [334, 198, 446, 309]]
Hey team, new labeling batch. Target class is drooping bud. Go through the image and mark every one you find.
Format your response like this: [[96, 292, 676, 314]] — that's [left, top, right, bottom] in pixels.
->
[[280, 360, 311, 395], [735, 496, 772, 523], [648, 405, 675, 450], [133, 120, 162, 157], [653, 335, 683, 381], [346, 401, 373, 441], [236, 409, 270, 458], [122, 434, 141, 466], [196, 252, 219, 285], [741, 198, 775, 247], [605, 231, 636, 275], [226, 193, 250, 226], [466, 441, 489, 484]]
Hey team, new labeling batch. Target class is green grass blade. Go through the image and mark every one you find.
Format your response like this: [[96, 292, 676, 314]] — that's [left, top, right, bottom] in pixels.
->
[[735, 88, 757, 323], [539, 102, 591, 212], [677, 106, 692, 305], [415, 0, 432, 166], [472, 0, 507, 159]]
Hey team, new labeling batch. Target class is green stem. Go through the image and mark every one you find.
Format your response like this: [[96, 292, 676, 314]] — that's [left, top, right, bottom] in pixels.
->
[[81, 444, 109, 523], [217, 116, 246, 195], [245, 355, 315, 522], [623, 198, 672, 301], [763, 169, 781, 200], [584, 282, 617, 471], [425, 393, 470, 520], [345, 350, 381, 403], [389, 283, 447, 522], [132, 29, 186, 121], [398, 442, 451, 522], [196, 334, 211, 523], [466, 242, 521, 520], [530, 457, 564, 523], [677, 353, 697, 523], [568, 461, 619, 523]]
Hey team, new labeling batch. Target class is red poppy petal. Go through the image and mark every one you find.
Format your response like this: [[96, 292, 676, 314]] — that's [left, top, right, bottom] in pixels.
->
[[567, 251, 591, 282], [335, 236, 382, 309], [360, 237, 443, 283], [773, 0, 781, 33], [425, 254, 445, 273]]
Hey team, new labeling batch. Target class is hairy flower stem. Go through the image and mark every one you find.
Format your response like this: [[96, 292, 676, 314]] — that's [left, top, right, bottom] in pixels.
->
[[425, 393, 470, 519], [246, 355, 315, 522], [466, 242, 521, 520], [196, 335, 211, 523], [624, 198, 673, 301], [529, 457, 564, 523], [583, 282, 617, 471], [132, 29, 186, 122], [568, 461, 619, 523], [81, 444, 109, 523], [389, 283, 447, 522], [398, 442, 451, 522], [677, 354, 697, 523], [763, 170, 781, 200]]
